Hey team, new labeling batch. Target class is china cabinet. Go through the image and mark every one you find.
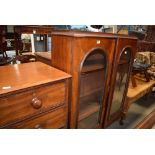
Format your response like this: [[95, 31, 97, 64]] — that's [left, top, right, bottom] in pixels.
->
[[51, 30, 137, 128]]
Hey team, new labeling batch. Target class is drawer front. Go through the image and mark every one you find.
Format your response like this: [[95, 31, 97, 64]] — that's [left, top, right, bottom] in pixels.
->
[[4, 107, 67, 129], [0, 82, 66, 127]]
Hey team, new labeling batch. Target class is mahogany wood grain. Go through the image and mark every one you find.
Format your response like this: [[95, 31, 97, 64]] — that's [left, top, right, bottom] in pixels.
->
[[0, 82, 65, 126], [0, 62, 71, 96], [103, 38, 138, 127], [35, 52, 52, 66], [14, 26, 54, 35], [52, 31, 114, 128], [3, 107, 67, 129], [52, 30, 137, 39], [135, 109, 155, 129], [52, 30, 137, 129], [52, 36, 73, 73], [35, 52, 51, 60], [81, 64, 104, 73], [0, 62, 71, 129]]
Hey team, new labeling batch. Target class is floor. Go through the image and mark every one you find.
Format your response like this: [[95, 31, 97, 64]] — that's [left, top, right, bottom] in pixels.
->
[[78, 93, 155, 129], [108, 92, 155, 129]]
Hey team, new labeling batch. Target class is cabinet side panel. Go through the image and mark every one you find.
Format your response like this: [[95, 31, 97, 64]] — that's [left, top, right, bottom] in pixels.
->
[[52, 36, 72, 74]]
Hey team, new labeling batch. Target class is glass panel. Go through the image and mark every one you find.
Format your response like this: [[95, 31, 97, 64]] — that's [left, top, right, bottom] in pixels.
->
[[110, 49, 131, 116], [78, 50, 106, 128]]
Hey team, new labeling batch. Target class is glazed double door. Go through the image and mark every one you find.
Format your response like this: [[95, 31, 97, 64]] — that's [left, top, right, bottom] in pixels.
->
[[74, 41, 134, 129], [51, 31, 137, 129]]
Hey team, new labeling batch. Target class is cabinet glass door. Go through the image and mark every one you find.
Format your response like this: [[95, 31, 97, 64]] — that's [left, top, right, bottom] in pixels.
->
[[78, 49, 107, 128], [109, 48, 132, 117]]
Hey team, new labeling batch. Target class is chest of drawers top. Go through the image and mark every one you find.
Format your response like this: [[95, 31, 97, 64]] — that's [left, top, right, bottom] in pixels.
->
[[0, 62, 71, 96]]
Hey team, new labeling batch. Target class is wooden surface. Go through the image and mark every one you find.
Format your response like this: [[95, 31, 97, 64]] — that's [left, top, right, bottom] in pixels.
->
[[0, 62, 71, 129], [14, 26, 54, 34], [135, 109, 155, 129], [81, 64, 104, 73], [22, 51, 52, 65], [52, 35, 116, 128], [127, 79, 155, 104], [13, 54, 36, 64], [3, 106, 67, 129], [103, 38, 137, 127], [0, 62, 71, 96], [0, 82, 65, 126], [123, 78, 155, 117], [22, 52, 35, 55], [52, 30, 137, 39], [78, 101, 100, 121], [22, 52, 51, 57], [35, 52, 52, 66], [52, 30, 138, 128], [35, 52, 51, 60]]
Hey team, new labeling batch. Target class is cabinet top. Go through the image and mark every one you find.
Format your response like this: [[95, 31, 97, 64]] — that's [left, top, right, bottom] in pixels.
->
[[52, 30, 137, 40], [14, 26, 54, 34], [0, 62, 71, 96]]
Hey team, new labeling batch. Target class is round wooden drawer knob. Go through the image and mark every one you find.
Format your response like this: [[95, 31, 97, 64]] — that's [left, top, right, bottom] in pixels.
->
[[31, 97, 42, 109]]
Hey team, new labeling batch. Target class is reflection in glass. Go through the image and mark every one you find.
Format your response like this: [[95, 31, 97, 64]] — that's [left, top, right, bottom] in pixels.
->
[[110, 49, 131, 116], [78, 50, 106, 128]]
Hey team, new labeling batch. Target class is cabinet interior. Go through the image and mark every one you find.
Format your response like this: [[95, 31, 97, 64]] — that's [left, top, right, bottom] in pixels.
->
[[109, 49, 132, 117], [78, 51, 106, 129]]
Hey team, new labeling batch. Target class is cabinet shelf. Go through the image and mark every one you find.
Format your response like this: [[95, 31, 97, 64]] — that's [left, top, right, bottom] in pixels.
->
[[81, 64, 104, 73], [78, 112, 99, 129], [119, 60, 129, 65], [81, 60, 129, 73], [78, 101, 100, 121], [80, 87, 103, 98]]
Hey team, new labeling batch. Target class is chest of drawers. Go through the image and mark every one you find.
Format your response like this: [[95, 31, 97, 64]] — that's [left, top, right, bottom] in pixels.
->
[[0, 62, 71, 129]]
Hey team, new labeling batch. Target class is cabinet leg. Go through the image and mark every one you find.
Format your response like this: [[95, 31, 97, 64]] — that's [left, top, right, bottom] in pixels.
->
[[119, 117, 124, 125], [119, 98, 130, 126]]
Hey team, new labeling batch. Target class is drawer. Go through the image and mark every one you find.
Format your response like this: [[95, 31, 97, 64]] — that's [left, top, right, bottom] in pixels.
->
[[0, 82, 66, 127], [3, 107, 67, 129]]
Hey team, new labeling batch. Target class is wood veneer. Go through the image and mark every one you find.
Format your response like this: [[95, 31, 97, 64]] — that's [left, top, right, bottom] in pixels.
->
[[51, 31, 137, 128], [51, 30, 138, 128], [0, 62, 71, 129], [35, 52, 51, 66], [135, 109, 155, 129]]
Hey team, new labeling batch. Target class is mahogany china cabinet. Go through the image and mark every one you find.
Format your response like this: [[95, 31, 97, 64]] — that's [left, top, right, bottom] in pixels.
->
[[51, 30, 138, 129]]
